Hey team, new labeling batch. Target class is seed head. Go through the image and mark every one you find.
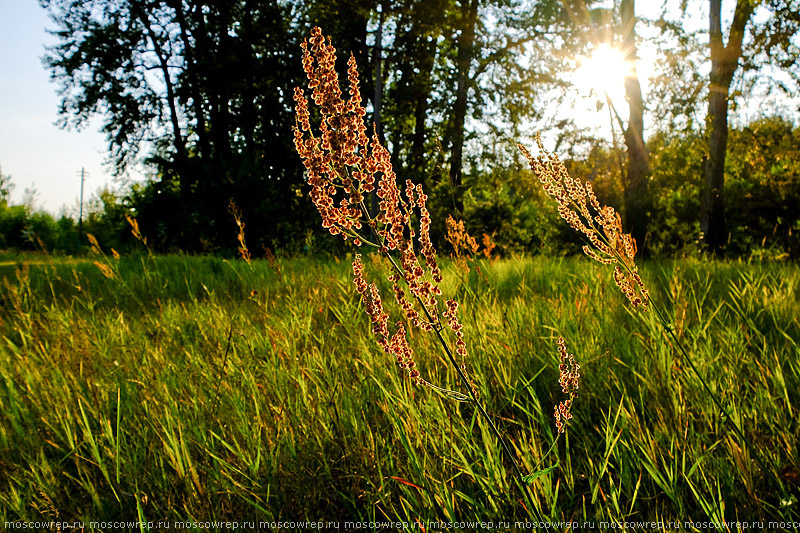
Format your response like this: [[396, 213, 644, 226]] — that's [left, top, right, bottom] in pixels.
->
[[557, 336, 581, 398], [518, 136, 649, 310], [296, 27, 472, 396], [554, 337, 580, 433]]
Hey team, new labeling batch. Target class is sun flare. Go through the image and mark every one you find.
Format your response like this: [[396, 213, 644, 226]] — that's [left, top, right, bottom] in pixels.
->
[[572, 44, 634, 103]]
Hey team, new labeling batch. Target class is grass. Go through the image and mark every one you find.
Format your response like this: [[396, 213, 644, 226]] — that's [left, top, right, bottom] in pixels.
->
[[1, 253, 799, 529]]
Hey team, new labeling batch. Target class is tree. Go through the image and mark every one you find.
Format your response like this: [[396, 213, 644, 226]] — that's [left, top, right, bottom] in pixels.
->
[[539, 0, 652, 251], [439, 0, 556, 216], [702, 0, 755, 253], [0, 165, 12, 207], [383, 0, 448, 188], [701, 0, 800, 253], [41, 0, 316, 251], [620, 0, 651, 254], [724, 116, 800, 258], [448, 0, 480, 215], [356, 0, 548, 220]]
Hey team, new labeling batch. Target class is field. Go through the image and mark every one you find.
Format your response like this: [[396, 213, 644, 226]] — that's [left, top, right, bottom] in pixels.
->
[[1, 253, 799, 529]]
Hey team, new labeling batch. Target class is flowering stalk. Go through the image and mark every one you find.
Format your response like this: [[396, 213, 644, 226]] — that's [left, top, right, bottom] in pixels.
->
[[518, 137, 649, 309], [294, 26, 540, 516], [518, 138, 774, 482], [554, 337, 580, 435], [525, 337, 582, 480]]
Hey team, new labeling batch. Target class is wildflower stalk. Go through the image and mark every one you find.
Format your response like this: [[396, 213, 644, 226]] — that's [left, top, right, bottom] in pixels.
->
[[293, 27, 542, 517], [364, 212, 542, 518], [648, 301, 774, 479], [518, 138, 777, 490]]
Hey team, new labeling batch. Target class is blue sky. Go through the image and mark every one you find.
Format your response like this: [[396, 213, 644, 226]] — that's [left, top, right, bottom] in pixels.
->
[[0, 1, 116, 215]]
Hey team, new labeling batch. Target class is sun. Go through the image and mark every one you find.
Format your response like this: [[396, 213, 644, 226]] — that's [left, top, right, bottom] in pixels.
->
[[572, 44, 634, 107]]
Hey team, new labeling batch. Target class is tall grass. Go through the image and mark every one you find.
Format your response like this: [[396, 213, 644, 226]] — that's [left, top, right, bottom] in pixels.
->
[[1, 254, 798, 527]]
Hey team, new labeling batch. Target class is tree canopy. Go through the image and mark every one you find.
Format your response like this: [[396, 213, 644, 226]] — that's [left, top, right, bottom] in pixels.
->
[[29, 0, 800, 259]]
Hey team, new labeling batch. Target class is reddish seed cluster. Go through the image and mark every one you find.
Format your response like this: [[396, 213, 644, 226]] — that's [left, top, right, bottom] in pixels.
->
[[554, 336, 581, 434], [613, 266, 648, 310], [296, 27, 472, 394], [445, 215, 479, 258], [554, 400, 573, 434], [374, 142, 409, 250], [367, 284, 390, 341], [443, 299, 477, 395], [518, 138, 649, 310], [294, 28, 373, 241], [388, 322, 422, 383], [352, 253, 368, 293], [557, 336, 581, 397], [353, 255, 389, 346], [443, 300, 466, 357], [293, 27, 442, 286], [416, 184, 442, 284], [388, 272, 426, 331], [353, 254, 422, 383]]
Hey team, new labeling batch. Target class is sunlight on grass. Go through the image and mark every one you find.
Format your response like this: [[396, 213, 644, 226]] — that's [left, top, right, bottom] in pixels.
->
[[0, 254, 797, 523]]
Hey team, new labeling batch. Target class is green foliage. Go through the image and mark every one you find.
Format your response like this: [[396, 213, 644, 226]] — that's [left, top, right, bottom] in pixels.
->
[[55, 215, 79, 252], [82, 188, 130, 252], [647, 131, 706, 256], [1, 255, 798, 522], [0, 173, 130, 255], [724, 116, 800, 259], [0, 205, 32, 250], [460, 164, 574, 255], [39, 0, 562, 253], [0, 166, 12, 207], [31, 0, 800, 259], [41, 0, 318, 253], [6, 112, 800, 260], [0, 200, 72, 253], [645, 117, 800, 259]]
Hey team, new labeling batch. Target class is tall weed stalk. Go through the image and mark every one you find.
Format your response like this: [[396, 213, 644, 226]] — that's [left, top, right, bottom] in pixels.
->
[[518, 136, 787, 507], [292, 27, 561, 515]]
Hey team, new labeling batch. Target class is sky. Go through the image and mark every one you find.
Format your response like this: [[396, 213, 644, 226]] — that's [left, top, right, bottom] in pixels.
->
[[0, 0, 779, 215], [0, 1, 121, 216]]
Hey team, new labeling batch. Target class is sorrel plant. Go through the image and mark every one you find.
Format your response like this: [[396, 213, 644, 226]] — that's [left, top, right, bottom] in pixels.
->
[[291, 24, 782, 517], [517, 136, 782, 495], [292, 26, 549, 513]]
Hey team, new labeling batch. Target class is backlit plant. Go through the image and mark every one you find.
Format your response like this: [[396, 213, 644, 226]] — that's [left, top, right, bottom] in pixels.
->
[[292, 26, 550, 513]]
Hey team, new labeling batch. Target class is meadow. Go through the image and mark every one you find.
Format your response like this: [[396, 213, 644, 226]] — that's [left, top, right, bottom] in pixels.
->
[[0, 252, 798, 529]]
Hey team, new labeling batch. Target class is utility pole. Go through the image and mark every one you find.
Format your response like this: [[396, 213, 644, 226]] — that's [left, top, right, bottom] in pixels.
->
[[77, 167, 87, 243]]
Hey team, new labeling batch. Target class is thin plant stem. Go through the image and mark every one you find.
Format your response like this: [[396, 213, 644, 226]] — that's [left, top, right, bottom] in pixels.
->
[[380, 249, 543, 520], [296, 35, 547, 515], [521, 137, 784, 501], [210, 324, 234, 421], [356, 209, 543, 516]]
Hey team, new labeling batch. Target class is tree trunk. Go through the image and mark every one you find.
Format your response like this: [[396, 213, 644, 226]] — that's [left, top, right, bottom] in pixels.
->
[[132, 2, 193, 227], [215, 2, 234, 165], [133, 5, 187, 173], [703, 77, 730, 253], [170, 0, 210, 162], [620, 0, 651, 254], [239, 0, 259, 151], [190, 4, 231, 166], [702, 0, 755, 254], [410, 36, 438, 185], [449, 0, 479, 215]]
